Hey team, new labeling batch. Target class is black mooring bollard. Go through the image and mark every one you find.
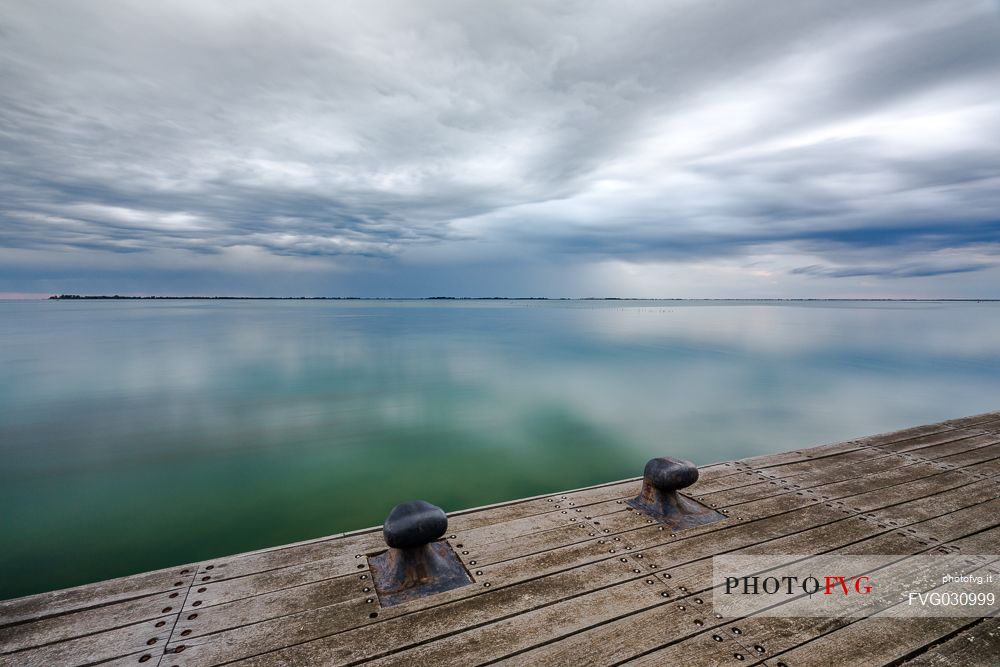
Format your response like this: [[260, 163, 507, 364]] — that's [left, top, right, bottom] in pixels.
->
[[368, 500, 472, 606], [626, 456, 726, 529], [383, 500, 449, 549]]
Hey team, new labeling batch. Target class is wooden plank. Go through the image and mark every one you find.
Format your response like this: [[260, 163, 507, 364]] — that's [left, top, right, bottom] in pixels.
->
[[189, 479, 648, 587], [182, 558, 365, 612], [225, 486, 960, 659], [862, 477, 1000, 528], [840, 499, 1000, 553], [830, 470, 997, 514], [198, 472, 684, 572], [159, 469, 782, 624], [958, 456, 1000, 478], [966, 416, 1000, 432], [723, 469, 996, 520], [160, 503, 844, 666], [462, 439, 956, 569], [737, 422, 957, 469], [935, 441, 1000, 467], [899, 618, 1000, 666], [943, 410, 1000, 428], [694, 453, 914, 507], [160, 502, 732, 651], [478, 459, 999, 576], [704, 441, 1000, 516], [447, 495, 1000, 667], [698, 459, 945, 509], [172, 588, 371, 644], [0, 615, 176, 667], [755, 431, 994, 484], [887, 433, 1000, 457], [451, 497, 635, 548], [445, 478, 645, 532], [495, 605, 749, 667], [0, 566, 196, 627], [0, 593, 179, 654], [617, 626, 751, 667], [865, 429, 993, 454], [463, 510, 652, 567], [786, 461, 973, 501], [751, 447, 891, 477], [175, 502, 643, 618], [191, 534, 385, 585], [168, 557, 650, 665], [763, 616, 981, 666], [680, 525, 1000, 667], [700, 428, 969, 492], [649, 525, 999, 667], [166, 446, 992, 660], [476, 522, 887, 667]]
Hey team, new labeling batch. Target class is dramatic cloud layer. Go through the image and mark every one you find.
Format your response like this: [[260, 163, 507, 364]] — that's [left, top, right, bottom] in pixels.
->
[[2, 0, 1000, 296]]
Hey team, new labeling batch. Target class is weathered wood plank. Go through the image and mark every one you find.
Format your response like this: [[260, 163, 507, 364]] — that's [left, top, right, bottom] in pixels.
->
[[699, 459, 944, 509], [953, 456, 1000, 478], [450, 497, 636, 548], [737, 422, 956, 469], [221, 488, 960, 664], [766, 617, 982, 666], [899, 618, 1000, 666], [830, 469, 996, 514], [164, 444, 992, 664], [680, 527, 1000, 667], [935, 441, 1000, 467], [466, 441, 975, 569], [0, 566, 196, 628], [135, 463, 814, 637], [621, 627, 768, 666], [161, 503, 838, 665], [866, 429, 994, 454], [182, 558, 364, 612], [188, 479, 649, 587], [967, 416, 1000, 432], [0, 593, 179, 654], [943, 410, 1000, 428], [0, 615, 176, 667], [415, 493, 1000, 667], [890, 433, 1000, 458], [492, 605, 753, 667], [537, 511, 1000, 667]]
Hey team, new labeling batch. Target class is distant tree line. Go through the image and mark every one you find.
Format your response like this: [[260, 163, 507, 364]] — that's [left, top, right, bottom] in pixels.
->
[[47, 294, 995, 302]]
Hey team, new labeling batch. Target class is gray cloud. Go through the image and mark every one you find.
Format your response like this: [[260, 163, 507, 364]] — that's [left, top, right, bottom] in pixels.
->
[[1, 0, 1000, 295], [790, 263, 991, 279]]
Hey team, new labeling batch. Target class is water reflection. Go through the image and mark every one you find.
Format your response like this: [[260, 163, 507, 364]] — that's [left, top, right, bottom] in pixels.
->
[[1, 299, 999, 599]]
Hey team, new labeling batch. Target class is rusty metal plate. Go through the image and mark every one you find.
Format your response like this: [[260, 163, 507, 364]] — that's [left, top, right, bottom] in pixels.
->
[[368, 541, 473, 607], [626, 492, 727, 531]]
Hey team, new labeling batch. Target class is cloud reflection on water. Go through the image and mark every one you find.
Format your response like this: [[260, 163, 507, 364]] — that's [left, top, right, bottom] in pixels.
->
[[1, 299, 999, 598]]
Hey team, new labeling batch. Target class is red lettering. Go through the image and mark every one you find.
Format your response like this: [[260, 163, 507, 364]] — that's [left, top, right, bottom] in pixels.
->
[[823, 576, 849, 595]]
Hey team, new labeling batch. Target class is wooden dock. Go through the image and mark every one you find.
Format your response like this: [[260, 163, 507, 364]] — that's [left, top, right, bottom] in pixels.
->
[[2, 411, 1000, 666]]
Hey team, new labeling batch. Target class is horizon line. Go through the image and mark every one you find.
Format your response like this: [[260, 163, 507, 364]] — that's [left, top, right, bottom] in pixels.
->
[[30, 294, 1000, 302]]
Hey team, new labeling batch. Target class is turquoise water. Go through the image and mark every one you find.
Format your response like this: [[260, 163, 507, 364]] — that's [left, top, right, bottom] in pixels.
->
[[2, 299, 999, 600]]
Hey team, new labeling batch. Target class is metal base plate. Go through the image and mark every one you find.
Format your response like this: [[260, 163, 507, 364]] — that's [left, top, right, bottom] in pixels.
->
[[625, 493, 727, 531], [369, 541, 473, 607]]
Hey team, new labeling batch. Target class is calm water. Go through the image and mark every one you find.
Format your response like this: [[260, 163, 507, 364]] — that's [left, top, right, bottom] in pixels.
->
[[2, 299, 1000, 600]]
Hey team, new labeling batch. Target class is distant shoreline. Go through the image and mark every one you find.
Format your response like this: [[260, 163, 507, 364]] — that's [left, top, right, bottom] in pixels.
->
[[46, 295, 1000, 302]]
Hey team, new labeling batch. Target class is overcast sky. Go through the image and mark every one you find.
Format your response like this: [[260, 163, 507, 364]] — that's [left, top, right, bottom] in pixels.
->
[[2, 0, 1000, 297]]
